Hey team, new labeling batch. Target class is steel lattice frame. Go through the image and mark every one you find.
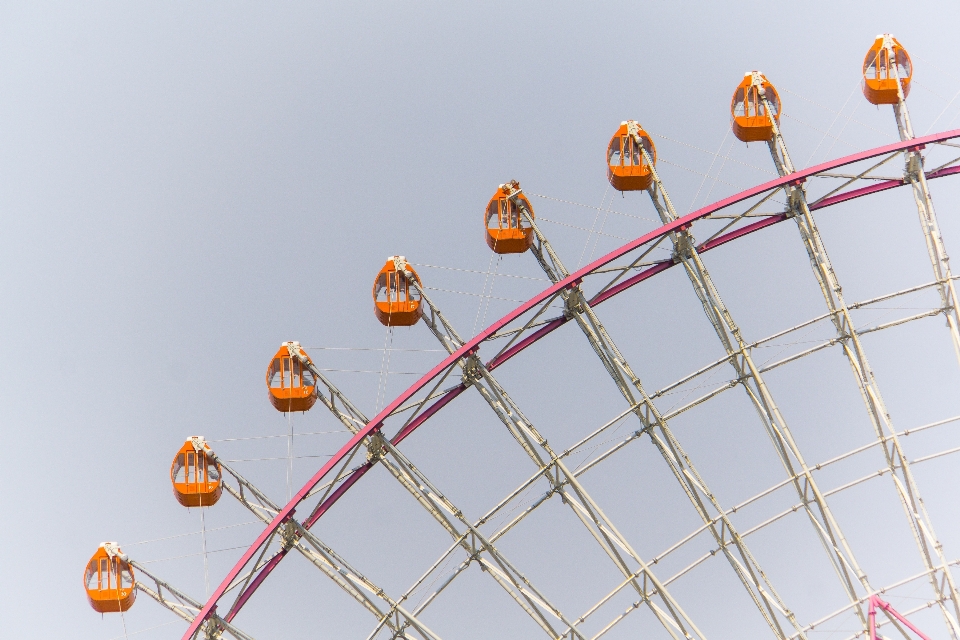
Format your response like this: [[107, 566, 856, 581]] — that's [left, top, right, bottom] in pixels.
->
[[164, 129, 960, 640]]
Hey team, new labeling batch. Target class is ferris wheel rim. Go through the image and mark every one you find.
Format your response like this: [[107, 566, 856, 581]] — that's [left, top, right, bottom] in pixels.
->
[[183, 127, 960, 639]]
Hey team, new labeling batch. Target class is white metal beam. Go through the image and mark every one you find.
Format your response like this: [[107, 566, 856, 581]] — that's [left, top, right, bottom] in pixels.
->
[[502, 181, 804, 639], [760, 87, 960, 637], [632, 132, 873, 632], [404, 269, 707, 640]]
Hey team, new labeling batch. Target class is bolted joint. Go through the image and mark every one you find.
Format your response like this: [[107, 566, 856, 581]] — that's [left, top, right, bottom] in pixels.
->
[[101, 542, 129, 564], [284, 340, 308, 364], [365, 431, 389, 464], [460, 354, 484, 387], [905, 152, 924, 180], [189, 435, 214, 457], [671, 231, 696, 262], [785, 183, 806, 216], [563, 291, 584, 318], [202, 619, 224, 640], [279, 520, 298, 551], [547, 476, 566, 498]]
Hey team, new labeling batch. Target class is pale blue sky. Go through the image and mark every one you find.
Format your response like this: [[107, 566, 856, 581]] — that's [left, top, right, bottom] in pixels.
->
[[2, 2, 960, 638]]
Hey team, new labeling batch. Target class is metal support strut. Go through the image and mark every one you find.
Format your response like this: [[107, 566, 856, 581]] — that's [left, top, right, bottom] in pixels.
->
[[206, 447, 443, 640], [94, 542, 255, 640], [758, 82, 960, 637], [397, 257, 708, 640], [284, 343, 582, 640], [499, 179, 804, 639], [630, 121, 875, 633], [885, 39, 960, 369]]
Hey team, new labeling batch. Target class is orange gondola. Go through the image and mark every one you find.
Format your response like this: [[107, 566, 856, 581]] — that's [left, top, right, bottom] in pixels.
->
[[170, 436, 222, 507], [84, 543, 136, 613], [862, 34, 912, 105], [606, 121, 656, 192], [731, 71, 781, 143], [266, 342, 318, 413], [485, 181, 534, 254], [373, 256, 422, 327]]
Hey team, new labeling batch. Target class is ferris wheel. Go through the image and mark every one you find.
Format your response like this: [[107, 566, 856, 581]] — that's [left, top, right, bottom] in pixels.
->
[[84, 34, 960, 640]]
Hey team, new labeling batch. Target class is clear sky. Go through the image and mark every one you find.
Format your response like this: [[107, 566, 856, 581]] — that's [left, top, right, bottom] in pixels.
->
[[3, 2, 960, 639]]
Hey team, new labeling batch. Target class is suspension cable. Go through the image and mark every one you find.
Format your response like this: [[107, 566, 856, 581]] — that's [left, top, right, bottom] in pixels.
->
[[200, 505, 210, 598], [687, 129, 730, 212], [471, 253, 502, 337], [476, 255, 502, 336], [375, 326, 394, 413], [526, 192, 659, 224], [779, 84, 888, 136], [803, 81, 861, 167], [576, 184, 610, 271]]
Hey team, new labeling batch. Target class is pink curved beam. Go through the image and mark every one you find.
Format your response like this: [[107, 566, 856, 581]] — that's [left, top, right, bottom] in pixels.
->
[[185, 129, 960, 638], [869, 595, 931, 639]]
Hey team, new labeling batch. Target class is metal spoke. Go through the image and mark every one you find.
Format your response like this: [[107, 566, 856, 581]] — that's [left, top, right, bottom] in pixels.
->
[[499, 179, 805, 639], [887, 73, 960, 369], [110, 548, 256, 640], [632, 127, 874, 632], [399, 264, 708, 640], [760, 84, 960, 637], [286, 345, 584, 639], [569, 434, 960, 640], [212, 455, 438, 639]]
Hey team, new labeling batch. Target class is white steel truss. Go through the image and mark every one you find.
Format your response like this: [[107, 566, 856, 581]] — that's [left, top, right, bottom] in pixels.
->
[[398, 260, 708, 640], [497, 180, 805, 639], [884, 41, 960, 368], [101, 545, 255, 640], [753, 82, 960, 637], [496, 390, 960, 637], [644, 279, 958, 424], [288, 346, 586, 639], [624, 124, 876, 633], [209, 455, 442, 640], [165, 127, 960, 640], [379, 308, 960, 640]]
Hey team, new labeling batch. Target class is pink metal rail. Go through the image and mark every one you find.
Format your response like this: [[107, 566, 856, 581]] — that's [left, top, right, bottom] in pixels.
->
[[869, 595, 932, 639], [185, 129, 960, 638]]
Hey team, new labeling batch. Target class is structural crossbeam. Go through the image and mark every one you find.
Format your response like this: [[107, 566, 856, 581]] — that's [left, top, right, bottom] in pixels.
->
[[631, 131, 872, 633], [887, 66, 960, 368], [759, 89, 960, 638], [126, 556, 255, 640], [293, 349, 581, 640], [500, 181, 804, 639], [211, 456, 441, 640], [403, 267, 706, 640]]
